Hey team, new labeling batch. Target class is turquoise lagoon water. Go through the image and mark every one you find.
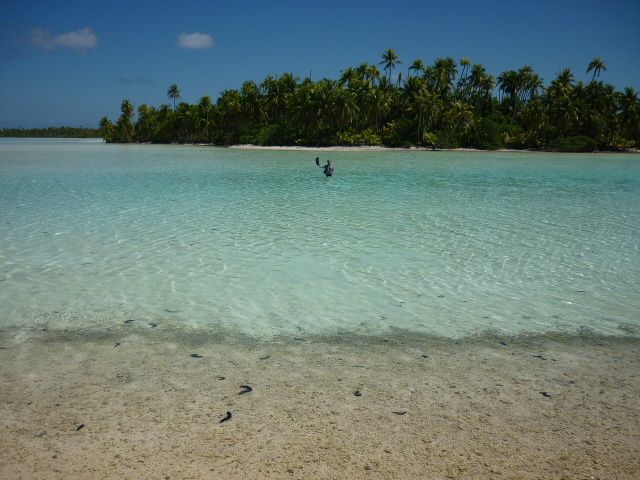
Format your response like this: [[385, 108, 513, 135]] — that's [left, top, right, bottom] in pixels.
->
[[0, 138, 639, 337]]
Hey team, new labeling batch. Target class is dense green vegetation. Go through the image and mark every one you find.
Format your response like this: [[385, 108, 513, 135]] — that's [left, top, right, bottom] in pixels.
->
[[100, 52, 640, 151], [0, 126, 101, 138]]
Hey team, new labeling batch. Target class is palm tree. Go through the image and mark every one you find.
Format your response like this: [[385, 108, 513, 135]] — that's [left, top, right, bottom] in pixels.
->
[[136, 104, 158, 142], [583, 81, 617, 144], [197, 96, 214, 141], [519, 66, 543, 102], [407, 82, 440, 143], [355, 63, 369, 81], [99, 116, 115, 142], [365, 64, 381, 86], [175, 103, 199, 143], [497, 70, 516, 102], [240, 81, 263, 127], [445, 100, 474, 145], [468, 64, 493, 94], [379, 48, 401, 83], [617, 87, 640, 144], [432, 57, 457, 95], [456, 57, 471, 91], [337, 87, 358, 131], [116, 99, 135, 142], [467, 64, 494, 111], [259, 74, 295, 124], [547, 68, 576, 137], [339, 67, 359, 88], [216, 89, 243, 144], [167, 83, 181, 110], [587, 58, 606, 82], [369, 87, 392, 132], [409, 59, 425, 78], [547, 68, 574, 101], [498, 65, 542, 127]]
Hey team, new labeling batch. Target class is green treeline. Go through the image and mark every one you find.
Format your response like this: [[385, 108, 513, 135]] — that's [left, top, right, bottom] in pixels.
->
[[0, 126, 101, 138], [101, 51, 640, 151]]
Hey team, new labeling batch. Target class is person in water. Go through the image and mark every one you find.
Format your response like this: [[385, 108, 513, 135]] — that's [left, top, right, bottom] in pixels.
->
[[315, 157, 334, 176], [323, 159, 334, 177]]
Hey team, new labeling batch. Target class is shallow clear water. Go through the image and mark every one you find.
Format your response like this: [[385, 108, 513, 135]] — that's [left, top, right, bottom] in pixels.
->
[[1, 139, 639, 337]]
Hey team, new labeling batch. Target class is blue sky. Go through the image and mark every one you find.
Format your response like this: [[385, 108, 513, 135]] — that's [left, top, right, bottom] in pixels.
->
[[1, 0, 639, 128]]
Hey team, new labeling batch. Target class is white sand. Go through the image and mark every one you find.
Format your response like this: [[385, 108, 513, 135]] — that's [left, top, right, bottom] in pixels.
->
[[228, 144, 493, 153], [1, 326, 639, 479], [225, 144, 640, 154]]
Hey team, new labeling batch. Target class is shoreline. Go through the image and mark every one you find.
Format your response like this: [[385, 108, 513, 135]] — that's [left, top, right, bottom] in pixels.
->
[[2, 321, 639, 347], [2, 325, 639, 479], [3, 137, 640, 154], [225, 144, 640, 154], [228, 144, 507, 153]]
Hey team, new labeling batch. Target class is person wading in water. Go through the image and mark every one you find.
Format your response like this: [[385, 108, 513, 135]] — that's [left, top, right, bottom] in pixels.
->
[[315, 157, 334, 177]]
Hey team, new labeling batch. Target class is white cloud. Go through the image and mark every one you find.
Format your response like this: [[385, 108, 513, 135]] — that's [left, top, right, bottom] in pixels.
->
[[30, 27, 98, 52], [55, 28, 97, 51], [177, 32, 214, 49]]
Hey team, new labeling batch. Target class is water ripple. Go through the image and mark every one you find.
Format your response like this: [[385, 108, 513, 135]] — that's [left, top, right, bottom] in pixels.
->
[[1, 141, 639, 337]]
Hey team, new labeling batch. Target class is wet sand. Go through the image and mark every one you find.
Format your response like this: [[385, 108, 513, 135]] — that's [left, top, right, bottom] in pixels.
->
[[1, 326, 639, 479]]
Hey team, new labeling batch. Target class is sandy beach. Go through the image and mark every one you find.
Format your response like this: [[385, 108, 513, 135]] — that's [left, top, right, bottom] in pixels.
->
[[228, 144, 521, 153], [2, 140, 639, 478], [226, 144, 640, 154], [1, 325, 638, 479]]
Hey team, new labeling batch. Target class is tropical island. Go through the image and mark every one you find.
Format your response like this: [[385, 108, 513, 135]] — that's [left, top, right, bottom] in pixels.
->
[[13, 50, 635, 152], [0, 126, 101, 138]]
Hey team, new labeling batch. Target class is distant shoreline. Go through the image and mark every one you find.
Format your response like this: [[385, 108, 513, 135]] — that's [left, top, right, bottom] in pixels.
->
[[228, 144, 501, 153], [2, 137, 639, 154], [227, 144, 640, 154]]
